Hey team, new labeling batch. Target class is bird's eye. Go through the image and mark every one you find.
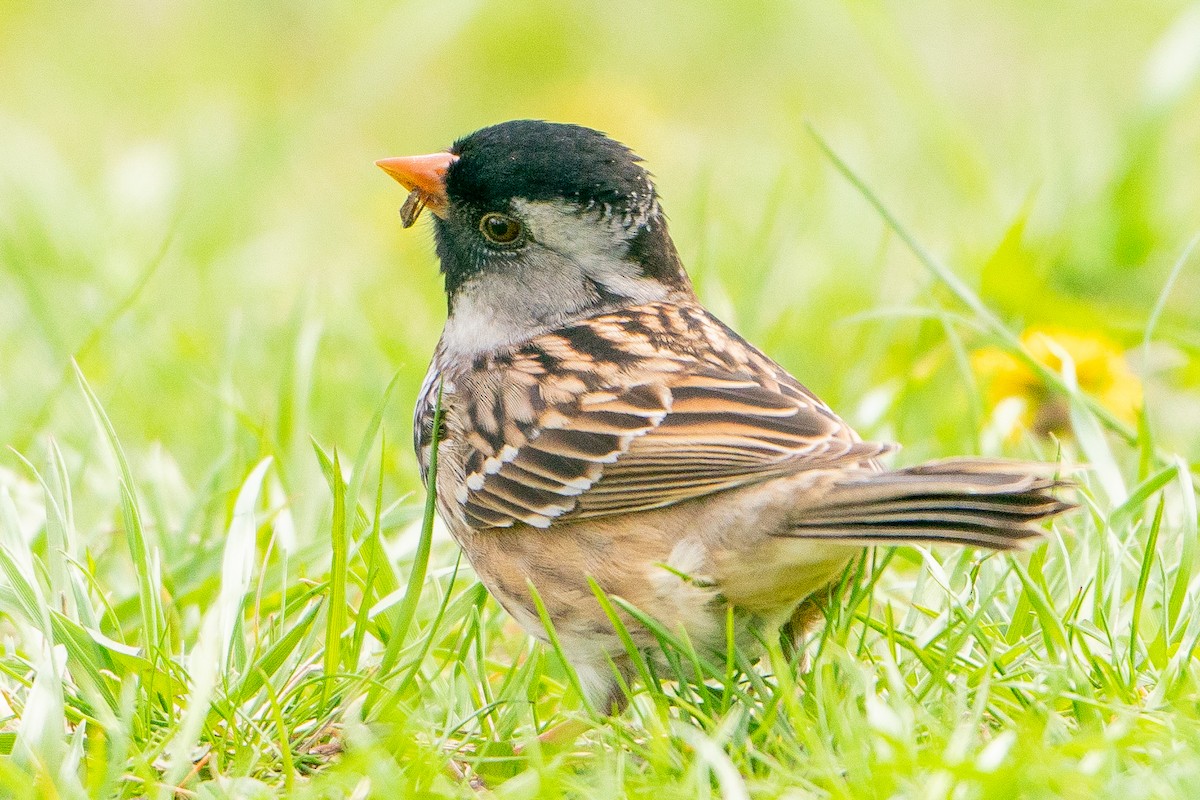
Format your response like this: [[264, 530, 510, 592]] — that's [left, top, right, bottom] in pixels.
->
[[479, 213, 522, 245]]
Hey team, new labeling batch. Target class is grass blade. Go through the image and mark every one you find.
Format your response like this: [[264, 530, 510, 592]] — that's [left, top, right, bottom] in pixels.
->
[[217, 457, 272, 672], [374, 385, 443, 676], [72, 362, 163, 647], [324, 449, 348, 703]]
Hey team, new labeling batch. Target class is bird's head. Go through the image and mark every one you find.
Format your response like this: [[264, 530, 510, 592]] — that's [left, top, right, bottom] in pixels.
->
[[378, 120, 691, 355]]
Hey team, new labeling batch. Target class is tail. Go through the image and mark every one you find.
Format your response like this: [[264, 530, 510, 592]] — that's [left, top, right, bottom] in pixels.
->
[[784, 458, 1075, 550]]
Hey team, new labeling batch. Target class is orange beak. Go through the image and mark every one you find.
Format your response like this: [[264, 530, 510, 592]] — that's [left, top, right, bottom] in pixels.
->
[[375, 152, 458, 226]]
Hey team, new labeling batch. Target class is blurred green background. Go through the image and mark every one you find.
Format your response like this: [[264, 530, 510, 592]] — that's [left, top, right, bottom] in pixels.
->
[[2, 0, 1198, 518]]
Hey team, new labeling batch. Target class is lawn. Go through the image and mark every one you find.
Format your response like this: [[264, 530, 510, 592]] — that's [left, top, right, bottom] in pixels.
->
[[2, 2, 1199, 798]]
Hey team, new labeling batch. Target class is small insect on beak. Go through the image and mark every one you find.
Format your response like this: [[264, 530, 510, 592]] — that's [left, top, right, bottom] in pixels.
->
[[375, 152, 459, 228]]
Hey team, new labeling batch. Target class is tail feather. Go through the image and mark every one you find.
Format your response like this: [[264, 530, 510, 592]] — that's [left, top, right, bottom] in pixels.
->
[[783, 458, 1075, 551]]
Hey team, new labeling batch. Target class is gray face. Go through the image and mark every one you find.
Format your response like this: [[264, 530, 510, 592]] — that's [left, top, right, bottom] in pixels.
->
[[436, 198, 672, 360]]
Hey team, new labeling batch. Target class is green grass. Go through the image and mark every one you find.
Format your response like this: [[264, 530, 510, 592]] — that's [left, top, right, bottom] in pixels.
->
[[3, 1, 1200, 798]]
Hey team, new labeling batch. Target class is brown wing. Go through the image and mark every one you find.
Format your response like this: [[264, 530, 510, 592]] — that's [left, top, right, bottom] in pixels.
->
[[423, 301, 892, 529]]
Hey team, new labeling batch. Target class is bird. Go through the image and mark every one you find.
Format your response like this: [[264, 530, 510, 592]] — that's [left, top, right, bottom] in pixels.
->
[[376, 120, 1073, 713]]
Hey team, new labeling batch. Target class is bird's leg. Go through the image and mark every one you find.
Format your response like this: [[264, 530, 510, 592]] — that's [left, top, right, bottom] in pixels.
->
[[779, 584, 840, 669], [533, 668, 630, 749]]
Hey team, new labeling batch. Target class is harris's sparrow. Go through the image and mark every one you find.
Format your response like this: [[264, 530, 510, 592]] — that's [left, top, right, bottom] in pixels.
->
[[377, 120, 1072, 711]]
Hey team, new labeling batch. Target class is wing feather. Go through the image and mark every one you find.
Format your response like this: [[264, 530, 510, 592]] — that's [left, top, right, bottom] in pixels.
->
[[422, 301, 889, 530]]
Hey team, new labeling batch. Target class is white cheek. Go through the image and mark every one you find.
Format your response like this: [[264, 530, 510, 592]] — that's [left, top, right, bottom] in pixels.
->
[[437, 199, 669, 359], [513, 199, 637, 252], [514, 199, 669, 305]]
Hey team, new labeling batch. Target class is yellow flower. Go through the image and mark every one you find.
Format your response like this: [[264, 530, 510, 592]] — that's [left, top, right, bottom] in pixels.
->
[[971, 326, 1143, 437]]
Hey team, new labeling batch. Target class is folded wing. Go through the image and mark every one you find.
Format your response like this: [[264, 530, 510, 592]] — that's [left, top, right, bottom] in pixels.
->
[[429, 302, 891, 530]]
